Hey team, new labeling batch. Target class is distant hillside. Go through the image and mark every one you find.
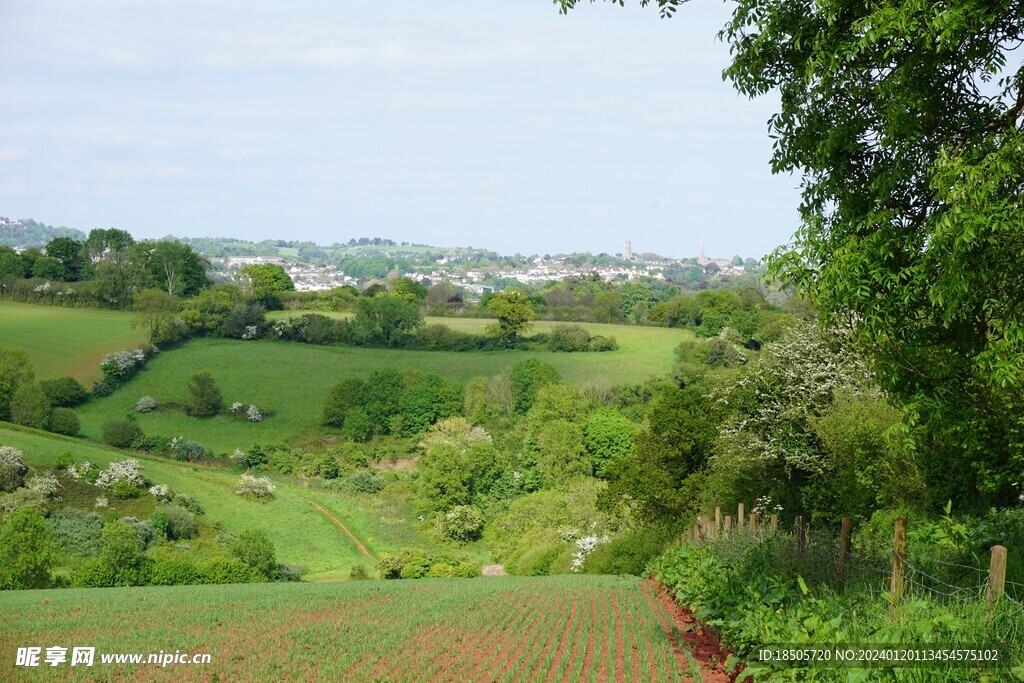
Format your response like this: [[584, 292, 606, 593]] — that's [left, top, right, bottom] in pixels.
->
[[0, 217, 86, 248]]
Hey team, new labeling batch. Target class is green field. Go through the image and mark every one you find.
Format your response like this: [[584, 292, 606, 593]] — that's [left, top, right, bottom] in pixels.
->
[[0, 575, 702, 681], [0, 425, 434, 580], [73, 322, 686, 452], [0, 302, 147, 383]]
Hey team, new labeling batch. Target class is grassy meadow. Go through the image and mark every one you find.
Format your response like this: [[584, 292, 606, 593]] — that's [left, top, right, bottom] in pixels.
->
[[0, 302, 147, 383], [71, 319, 687, 452], [0, 574, 701, 682]]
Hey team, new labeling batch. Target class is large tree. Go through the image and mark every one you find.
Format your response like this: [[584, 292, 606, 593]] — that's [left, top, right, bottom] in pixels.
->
[[558, 0, 1024, 507]]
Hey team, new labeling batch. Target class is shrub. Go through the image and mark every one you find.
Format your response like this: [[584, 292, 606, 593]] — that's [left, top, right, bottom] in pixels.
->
[[48, 407, 80, 436], [174, 493, 204, 515], [234, 474, 275, 499], [0, 487, 49, 515], [135, 396, 157, 413], [100, 348, 147, 385], [0, 463, 24, 493], [587, 335, 618, 352], [26, 472, 60, 499], [341, 408, 373, 442], [119, 516, 155, 549], [39, 377, 88, 407], [453, 561, 480, 578], [581, 526, 672, 576], [230, 529, 279, 580], [96, 459, 145, 488], [102, 420, 144, 449], [170, 437, 206, 462], [10, 383, 51, 429], [319, 455, 340, 480], [111, 480, 140, 499], [182, 372, 222, 418], [443, 505, 485, 543], [341, 471, 384, 494], [548, 324, 591, 352], [47, 507, 103, 557], [0, 446, 27, 473], [399, 551, 431, 580], [148, 484, 172, 502], [377, 553, 403, 579], [0, 507, 55, 589], [197, 557, 264, 584], [145, 553, 202, 586], [349, 564, 370, 580], [90, 381, 113, 398], [161, 506, 198, 541], [427, 563, 456, 578]]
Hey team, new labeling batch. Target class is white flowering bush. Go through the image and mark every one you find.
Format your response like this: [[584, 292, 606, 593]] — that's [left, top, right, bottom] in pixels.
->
[[752, 495, 784, 518], [66, 461, 93, 480], [230, 402, 244, 412], [234, 474, 274, 498], [246, 405, 263, 422], [570, 534, 608, 573], [100, 348, 148, 384], [0, 446, 27, 474], [95, 459, 145, 488], [148, 484, 172, 502], [241, 325, 260, 340], [27, 472, 61, 498], [229, 448, 247, 466], [94, 496, 109, 508], [134, 396, 157, 413]]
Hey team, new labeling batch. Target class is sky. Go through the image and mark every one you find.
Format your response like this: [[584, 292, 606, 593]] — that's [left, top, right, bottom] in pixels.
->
[[0, 0, 801, 260]]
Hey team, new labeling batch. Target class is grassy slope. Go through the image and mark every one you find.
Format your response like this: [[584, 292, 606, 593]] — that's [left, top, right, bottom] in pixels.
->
[[0, 425, 417, 580], [0, 302, 147, 383]]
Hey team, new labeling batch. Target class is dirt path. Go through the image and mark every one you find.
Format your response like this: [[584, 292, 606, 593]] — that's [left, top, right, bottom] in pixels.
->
[[285, 489, 376, 560]]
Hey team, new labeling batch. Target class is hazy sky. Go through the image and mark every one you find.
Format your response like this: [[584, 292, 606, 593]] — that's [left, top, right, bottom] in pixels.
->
[[0, 1, 801, 259]]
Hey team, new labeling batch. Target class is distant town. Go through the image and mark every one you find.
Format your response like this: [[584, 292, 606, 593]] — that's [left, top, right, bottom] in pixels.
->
[[1, 216, 762, 292]]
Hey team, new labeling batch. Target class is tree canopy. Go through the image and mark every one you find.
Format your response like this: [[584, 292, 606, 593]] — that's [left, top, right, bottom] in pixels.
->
[[558, 0, 1024, 506]]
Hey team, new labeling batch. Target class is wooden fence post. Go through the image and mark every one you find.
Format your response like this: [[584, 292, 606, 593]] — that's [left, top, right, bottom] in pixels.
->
[[987, 545, 1007, 621], [890, 516, 907, 617], [724, 515, 732, 533], [795, 516, 805, 558], [715, 507, 722, 536], [839, 517, 852, 584], [749, 513, 757, 534], [737, 503, 745, 531], [770, 513, 778, 533]]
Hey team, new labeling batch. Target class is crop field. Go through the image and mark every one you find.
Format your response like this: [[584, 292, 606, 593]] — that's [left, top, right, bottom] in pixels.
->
[[74, 326, 687, 452], [0, 425, 411, 580], [0, 575, 707, 682], [0, 302, 146, 383]]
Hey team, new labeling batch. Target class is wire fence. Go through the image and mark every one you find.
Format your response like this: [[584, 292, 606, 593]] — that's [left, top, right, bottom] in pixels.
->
[[685, 510, 1023, 618]]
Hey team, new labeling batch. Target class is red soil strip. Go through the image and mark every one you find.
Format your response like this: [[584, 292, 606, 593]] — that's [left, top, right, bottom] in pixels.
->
[[579, 587, 599, 683], [643, 579, 746, 683], [525, 592, 571, 681], [545, 593, 579, 683], [610, 589, 626, 682], [595, 587, 611, 683], [639, 579, 695, 680]]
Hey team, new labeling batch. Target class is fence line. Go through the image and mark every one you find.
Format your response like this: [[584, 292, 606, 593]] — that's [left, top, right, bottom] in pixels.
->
[[683, 504, 1019, 618]]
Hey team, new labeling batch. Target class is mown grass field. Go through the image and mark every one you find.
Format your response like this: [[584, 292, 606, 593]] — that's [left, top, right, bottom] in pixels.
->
[[0, 302, 146, 383], [0, 575, 702, 682], [0, 425, 434, 580], [73, 321, 687, 452]]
